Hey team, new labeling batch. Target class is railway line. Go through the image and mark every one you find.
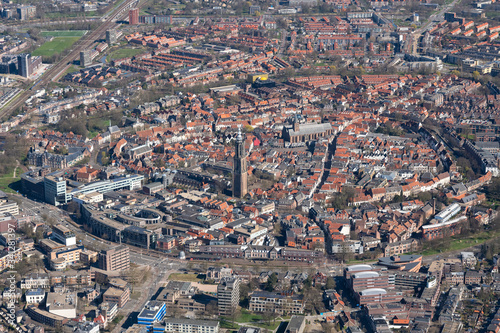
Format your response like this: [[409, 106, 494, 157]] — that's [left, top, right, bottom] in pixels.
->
[[0, 0, 139, 120]]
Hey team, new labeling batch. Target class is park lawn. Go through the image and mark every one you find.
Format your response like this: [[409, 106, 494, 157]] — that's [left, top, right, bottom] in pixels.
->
[[168, 273, 204, 282], [220, 319, 239, 329], [40, 30, 87, 37], [422, 230, 500, 256], [234, 309, 263, 323], [107, 48, 145, 61], [0, 168, 21, 194], [32, 37, 81, 57], [256, 320, 281, 330]]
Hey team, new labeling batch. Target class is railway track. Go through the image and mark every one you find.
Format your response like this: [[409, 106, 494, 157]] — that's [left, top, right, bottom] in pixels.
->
[[0, 0, 138, 120]]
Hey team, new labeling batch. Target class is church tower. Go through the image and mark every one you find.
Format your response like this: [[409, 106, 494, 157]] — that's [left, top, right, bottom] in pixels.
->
[[233, 126, 248, 198]]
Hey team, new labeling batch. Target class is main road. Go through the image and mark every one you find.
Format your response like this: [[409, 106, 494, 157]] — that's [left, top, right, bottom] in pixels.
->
[[0, 0, 139, 120], [407, 0, 462, 54]]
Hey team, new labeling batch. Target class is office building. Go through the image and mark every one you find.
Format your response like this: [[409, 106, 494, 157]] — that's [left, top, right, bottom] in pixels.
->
[[46, 291, 77, 318], [129, 8, 139, 25], [233, 126, 248, 198], [139, 15, 172, 24], [17, 53, 31, 77], [355, 288, 402, 305], [250, 291, 304, 314], [137, 301, 166, 329], [350, 271, 393, 292], [217, 278, 240, 316], [17, 5, 36, 20], [98, 245, 130, 271], [161, 318, 219, 333], [2, 9, 13, 18], [44, 176, 67, 206], [0, 55, 18, 75], [393, 272, 427, 289], [44, 174, 144, 206], [0, 200, 19, 216], [80, 50, 92, 67], [17, 53, 41, 78], [106, 30, 118, 44], [49, 245, 84, 270], [52, 224, 76, 246], [103, 287, 130, 308]]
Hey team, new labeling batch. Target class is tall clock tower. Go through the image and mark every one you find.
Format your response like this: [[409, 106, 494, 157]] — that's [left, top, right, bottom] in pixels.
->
[[233, 126, 248, 198]]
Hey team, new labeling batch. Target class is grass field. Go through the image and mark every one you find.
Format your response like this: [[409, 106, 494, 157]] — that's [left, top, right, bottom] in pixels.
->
[[107, 48, 145, 61], [168, 273, 204, 282], [63, 64, 80, 76], [234, 310, 263, 323], [421, 230, 500, 256], [227, 310, 284, 330], [0, 168, 21, 194], [32, 37, 81, 57], [41, 30, 87, 37]]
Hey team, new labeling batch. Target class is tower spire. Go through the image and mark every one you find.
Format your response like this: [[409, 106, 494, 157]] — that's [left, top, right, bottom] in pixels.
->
[[237, 124, 243, 142], [233, 125, 248, 198]]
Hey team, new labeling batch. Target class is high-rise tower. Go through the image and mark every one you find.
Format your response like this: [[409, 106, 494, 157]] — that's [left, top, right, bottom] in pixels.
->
[[233, 126, 248, 198]]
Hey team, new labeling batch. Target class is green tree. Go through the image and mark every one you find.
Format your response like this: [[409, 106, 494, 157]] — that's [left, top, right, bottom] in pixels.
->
[[325, 277, 336, 290], [265, 273, 278, 291], [473, 71, 480, 81]]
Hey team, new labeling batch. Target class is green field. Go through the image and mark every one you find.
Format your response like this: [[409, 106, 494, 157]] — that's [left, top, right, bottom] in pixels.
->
[[41, 30, 87, 37], [422, 230, 500, 256], [107, 48, 145, 61], [63, 64, 80, 76], [32, 37, 81, 57], [0, 168, 21, 194]]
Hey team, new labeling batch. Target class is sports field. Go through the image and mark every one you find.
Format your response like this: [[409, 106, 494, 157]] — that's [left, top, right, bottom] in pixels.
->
[[32, 37, 81, 57], [40, 30, 87, 37]]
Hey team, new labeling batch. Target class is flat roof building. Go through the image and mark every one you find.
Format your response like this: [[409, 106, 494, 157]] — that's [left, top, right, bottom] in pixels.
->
[[46, 290, 77, 318], [160, 318, 219, 333], [137, 301, 166, 329], [98, 245, 130, 272]]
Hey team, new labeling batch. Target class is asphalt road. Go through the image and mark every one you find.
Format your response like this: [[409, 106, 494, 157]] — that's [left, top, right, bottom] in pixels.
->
[[409, 0, 462, 54]]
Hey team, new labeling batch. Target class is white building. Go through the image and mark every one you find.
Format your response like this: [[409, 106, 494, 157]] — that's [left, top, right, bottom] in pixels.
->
[[52, 224, 76, 246], [21, 273, 50, 289], [331, 240, 364, 254], [163, 318, 219, 333], [25, 289, 45, 304], [46, 291, 77, 318]]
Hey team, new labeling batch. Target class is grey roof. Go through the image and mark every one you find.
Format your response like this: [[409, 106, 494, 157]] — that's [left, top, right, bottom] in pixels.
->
[[162, 318, 219, 327], [359, 288, 387, 296], [288, 123, 332, 137], [286, 316, 305, 332], [26, 289, 45, 296], [353, 271, 379, 279], [346, 264, 373, 272]]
